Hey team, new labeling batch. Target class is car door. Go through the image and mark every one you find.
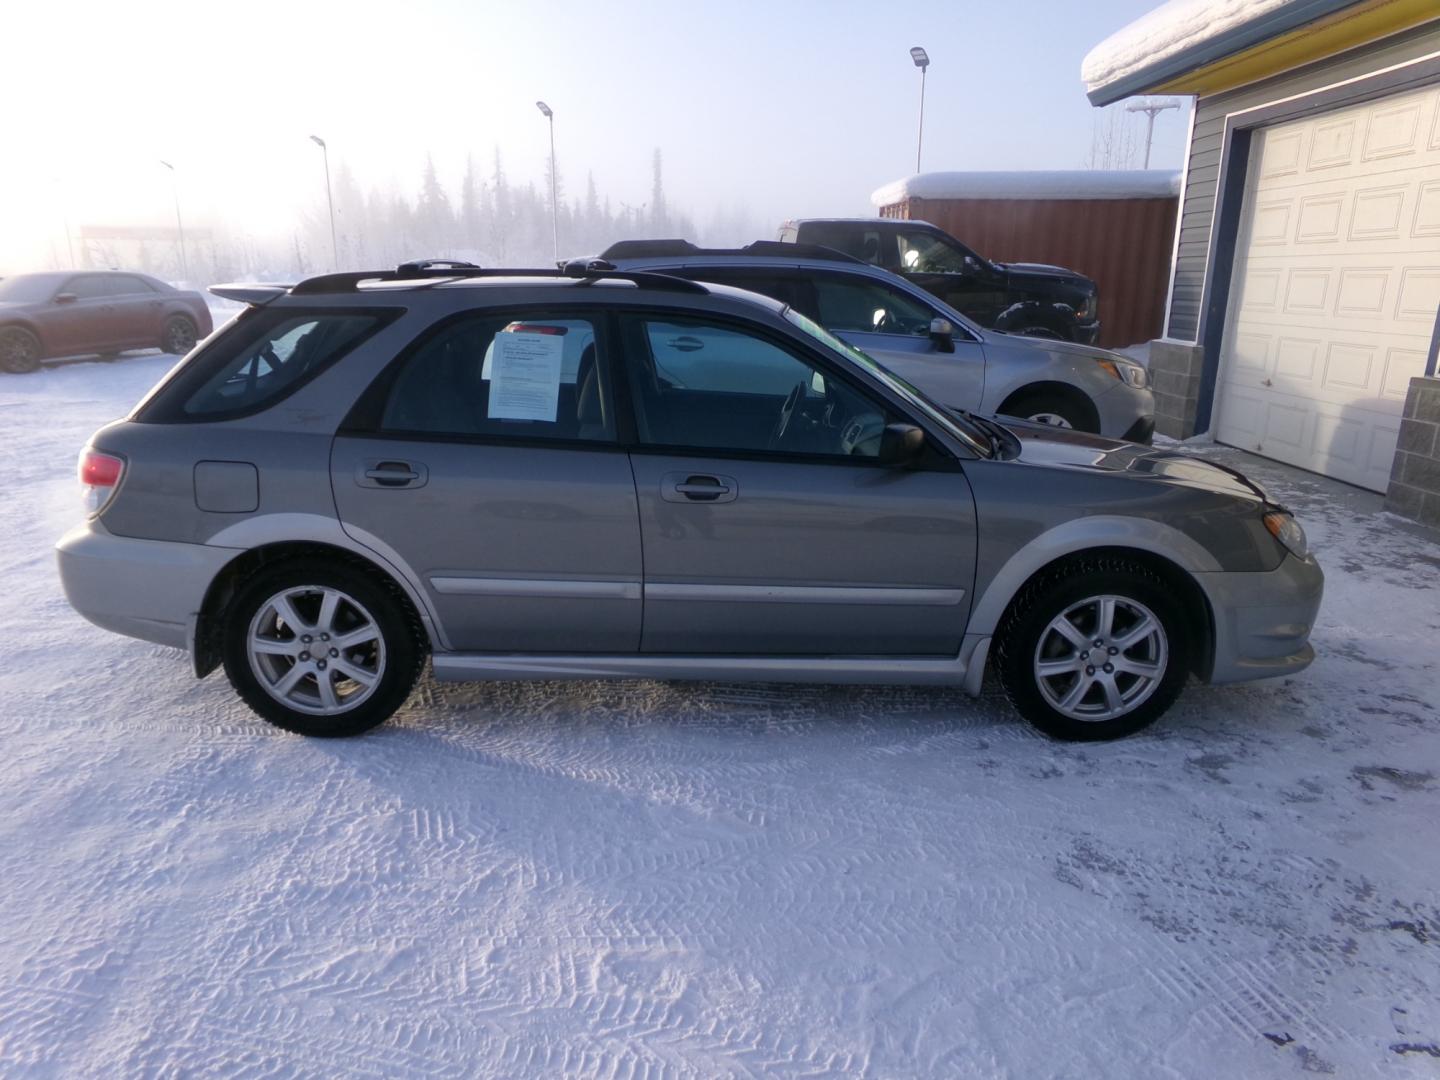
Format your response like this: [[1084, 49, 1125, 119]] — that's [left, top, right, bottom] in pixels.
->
[[109, 275, 164, 345], [801, 271, 987, 411], [41, 275, 115, 354], [618, 309, 978, 656], [331, 308, 643, 652]]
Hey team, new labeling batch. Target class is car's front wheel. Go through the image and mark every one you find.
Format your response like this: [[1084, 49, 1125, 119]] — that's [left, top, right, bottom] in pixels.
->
[[161, 315, 198, 355], [995, 557, 1192, 740], [0, 327, 43, 374], [222, 560, 425, 736], [1004, 390, 1092, 432]]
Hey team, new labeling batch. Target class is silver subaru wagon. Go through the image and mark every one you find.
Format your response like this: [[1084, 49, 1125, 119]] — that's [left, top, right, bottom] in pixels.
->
[[56, 261, 1323, 741]]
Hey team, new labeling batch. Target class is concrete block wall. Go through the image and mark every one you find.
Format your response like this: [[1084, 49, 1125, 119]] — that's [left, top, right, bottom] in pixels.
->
[[1147, 340, 1205, 440], [1385, 376, 1440, 528]]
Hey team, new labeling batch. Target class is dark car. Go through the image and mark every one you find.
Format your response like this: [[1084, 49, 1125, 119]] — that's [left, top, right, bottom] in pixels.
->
[[0, 271, 213, 373], [778, 218, 1100, 345]]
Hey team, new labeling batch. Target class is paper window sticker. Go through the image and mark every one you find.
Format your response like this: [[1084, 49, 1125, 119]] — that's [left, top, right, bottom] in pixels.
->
[[487, 331, 564, 421]]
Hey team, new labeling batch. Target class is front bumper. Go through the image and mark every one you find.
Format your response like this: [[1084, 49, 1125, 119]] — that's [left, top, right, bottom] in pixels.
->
[[56, 520, 239, 652], [1196, 553, 1324, 684], [1072, 321, 1101, 347], [1093, 381, 1156, 443]]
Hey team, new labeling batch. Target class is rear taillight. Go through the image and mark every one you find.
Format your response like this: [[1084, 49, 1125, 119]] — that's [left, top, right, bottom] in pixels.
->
[[79, 450, 125, 515]]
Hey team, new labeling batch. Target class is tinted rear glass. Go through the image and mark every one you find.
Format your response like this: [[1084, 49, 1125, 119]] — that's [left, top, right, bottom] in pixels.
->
[[0, 276, 61, 302], [137, 307, 395, 421]]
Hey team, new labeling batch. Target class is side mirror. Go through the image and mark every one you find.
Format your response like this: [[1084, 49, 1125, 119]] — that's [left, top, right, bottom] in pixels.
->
[[54, 292, 77, 304], [929, 317, 956, 353], [879, 422, 926, 465]]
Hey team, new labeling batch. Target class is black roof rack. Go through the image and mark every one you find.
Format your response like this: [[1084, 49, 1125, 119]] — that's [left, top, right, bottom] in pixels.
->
[[288, 259, 709, 296], [598, 238, 862, 264]]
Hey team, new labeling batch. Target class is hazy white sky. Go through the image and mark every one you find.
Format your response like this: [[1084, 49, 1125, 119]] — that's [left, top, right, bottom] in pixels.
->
[[0, 0, 1184, 274]]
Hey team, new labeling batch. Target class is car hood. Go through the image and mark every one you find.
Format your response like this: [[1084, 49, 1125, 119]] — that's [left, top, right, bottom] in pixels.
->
[[1000, 419, 1269, 503], [995, 261, 1092, 287]]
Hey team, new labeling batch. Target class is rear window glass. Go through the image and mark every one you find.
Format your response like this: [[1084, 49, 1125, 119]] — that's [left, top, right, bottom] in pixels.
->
[[137, 308, 392, 421]]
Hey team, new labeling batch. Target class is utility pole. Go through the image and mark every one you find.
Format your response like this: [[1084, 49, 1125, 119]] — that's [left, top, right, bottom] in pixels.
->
[[1127, 99, 1180, 169]]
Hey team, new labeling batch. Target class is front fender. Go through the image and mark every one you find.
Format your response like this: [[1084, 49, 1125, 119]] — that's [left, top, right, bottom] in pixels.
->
[[965, 514, 1219, 637]]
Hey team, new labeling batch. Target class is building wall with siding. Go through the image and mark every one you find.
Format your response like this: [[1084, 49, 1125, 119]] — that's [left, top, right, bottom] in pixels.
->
[[878, 195, 1177, 348], [1167, 22, 1440, 342]]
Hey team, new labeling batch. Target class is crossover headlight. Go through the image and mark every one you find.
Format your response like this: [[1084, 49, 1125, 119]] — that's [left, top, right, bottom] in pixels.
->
[[1096, 357, 1149, 389], [1263, 510, 1310, 560]]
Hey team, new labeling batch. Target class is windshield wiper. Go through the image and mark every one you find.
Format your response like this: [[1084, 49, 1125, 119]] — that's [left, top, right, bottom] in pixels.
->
[[947, 407, 1011, 457]]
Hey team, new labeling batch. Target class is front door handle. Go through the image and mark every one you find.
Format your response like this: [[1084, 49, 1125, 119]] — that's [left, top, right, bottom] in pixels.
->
[[357, 459, 428, 489], [661, 471, 738, 503]]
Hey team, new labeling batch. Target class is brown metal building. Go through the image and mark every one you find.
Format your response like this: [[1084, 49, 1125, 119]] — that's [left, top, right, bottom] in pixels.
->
[[871, 171, 1180, 349]]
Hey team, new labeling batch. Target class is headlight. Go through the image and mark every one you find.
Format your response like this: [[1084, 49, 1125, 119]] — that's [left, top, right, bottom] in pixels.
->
[[1096, 357, 1149, 389], [1263, 510, 1310, 559]]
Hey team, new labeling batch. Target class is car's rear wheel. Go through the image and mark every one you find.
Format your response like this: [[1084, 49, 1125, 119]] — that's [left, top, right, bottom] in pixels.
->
[[995, 557, 1191, 741], [161, 315, 198, 355], [222, 560, 424, 736], [0, 327, 43, 374]]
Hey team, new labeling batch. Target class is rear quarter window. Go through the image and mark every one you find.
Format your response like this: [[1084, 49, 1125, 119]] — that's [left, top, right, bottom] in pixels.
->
[[136, 307, 397, 422]]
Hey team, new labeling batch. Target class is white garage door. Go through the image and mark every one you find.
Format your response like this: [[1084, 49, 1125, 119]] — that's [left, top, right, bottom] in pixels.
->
[[1215, 82, 1440, 492]]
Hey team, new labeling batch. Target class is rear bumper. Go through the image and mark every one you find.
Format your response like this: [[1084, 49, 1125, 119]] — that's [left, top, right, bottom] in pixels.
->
[[1196, 554, 1324, 684], [56, 521, 238, 652]]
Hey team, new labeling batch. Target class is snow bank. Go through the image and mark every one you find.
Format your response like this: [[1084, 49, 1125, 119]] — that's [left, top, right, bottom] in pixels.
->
[[871, 170, 1181, 207], [1082, 0, 1296, 94]]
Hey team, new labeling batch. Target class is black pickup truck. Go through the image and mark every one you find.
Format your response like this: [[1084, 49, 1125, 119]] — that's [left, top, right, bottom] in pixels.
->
[[778, 218, 1100, 345]]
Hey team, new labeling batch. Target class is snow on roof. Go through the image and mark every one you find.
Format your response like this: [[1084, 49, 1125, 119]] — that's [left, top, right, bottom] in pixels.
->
[[1082, 0, 1311, 99], [871, 170, 1181, 207]]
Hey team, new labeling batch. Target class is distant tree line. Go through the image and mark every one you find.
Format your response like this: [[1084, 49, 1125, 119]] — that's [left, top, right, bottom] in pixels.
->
[[188, 147, 765, 284]]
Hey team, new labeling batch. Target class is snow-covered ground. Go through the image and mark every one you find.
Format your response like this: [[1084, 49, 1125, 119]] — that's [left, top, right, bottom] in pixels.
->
[[2, 354, 1438, 1078]]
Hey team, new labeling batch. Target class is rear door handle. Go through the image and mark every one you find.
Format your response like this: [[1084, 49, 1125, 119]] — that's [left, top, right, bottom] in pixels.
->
[[356, 460, 428, 489], [661, 471, 738, 503]]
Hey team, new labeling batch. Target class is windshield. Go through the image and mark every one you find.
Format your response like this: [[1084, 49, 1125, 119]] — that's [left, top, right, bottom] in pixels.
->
[[0, 276, 59, 302], [783, 307, 991, 457]]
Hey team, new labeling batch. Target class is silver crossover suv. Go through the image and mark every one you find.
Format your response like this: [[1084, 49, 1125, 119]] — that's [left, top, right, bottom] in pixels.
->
[[596, 241, 1155, 442], [57, 261, 1322, 741]]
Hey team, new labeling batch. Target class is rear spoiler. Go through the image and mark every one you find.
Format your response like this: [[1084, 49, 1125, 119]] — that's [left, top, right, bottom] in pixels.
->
[[208, 283, 293, 306]]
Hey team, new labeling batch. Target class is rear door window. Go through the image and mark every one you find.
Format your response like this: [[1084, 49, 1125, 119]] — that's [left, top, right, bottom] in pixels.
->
[[375, 313, 614, 442]]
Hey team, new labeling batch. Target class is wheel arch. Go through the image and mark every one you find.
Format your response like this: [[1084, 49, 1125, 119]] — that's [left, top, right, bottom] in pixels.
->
[[969, 523, 1218, 678], [192, 536, 437, 678], [997, 380, 1100, 430], [0, 319, 49, 354]]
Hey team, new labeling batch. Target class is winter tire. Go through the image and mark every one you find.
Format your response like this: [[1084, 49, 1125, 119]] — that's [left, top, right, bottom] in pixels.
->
[[0, 327, 43, 373], [161, 315, 198, 355], [995, 556, 1192, 741], [222, 559, 425, 737], [1006, 391, 1091, 432]]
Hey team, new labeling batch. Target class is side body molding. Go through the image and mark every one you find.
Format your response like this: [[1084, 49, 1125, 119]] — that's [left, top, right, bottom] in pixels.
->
[[964, 514, 1221, 638]]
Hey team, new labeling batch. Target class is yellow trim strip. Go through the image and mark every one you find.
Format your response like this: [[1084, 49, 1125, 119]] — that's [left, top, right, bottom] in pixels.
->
[[1150, 0, 1440, 97]]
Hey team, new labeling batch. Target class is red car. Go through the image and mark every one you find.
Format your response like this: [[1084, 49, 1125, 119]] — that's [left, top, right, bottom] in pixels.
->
[[0, 271, 213, 373]]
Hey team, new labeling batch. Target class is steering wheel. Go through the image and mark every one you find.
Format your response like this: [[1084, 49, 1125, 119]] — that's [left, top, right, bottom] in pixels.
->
[[768, 380, 808, 451]]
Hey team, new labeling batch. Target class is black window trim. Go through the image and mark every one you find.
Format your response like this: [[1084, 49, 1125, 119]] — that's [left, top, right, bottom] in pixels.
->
[[136, 304, 405, 424], [613, 305, 965, 470], [339, 303, 623, 448]]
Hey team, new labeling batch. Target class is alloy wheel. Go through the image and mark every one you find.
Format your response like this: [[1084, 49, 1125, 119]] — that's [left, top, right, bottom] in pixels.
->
[[246, 585, 386, 715], [1033, 594, 1168, 721]]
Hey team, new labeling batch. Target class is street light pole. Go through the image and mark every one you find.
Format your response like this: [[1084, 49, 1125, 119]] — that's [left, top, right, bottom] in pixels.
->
[[158, 160, 189, 284], [910, 47, 930, 174], [536, 101, 558, 262], [310, 135, 338, 270], [1126, 99, 1180, 169]]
